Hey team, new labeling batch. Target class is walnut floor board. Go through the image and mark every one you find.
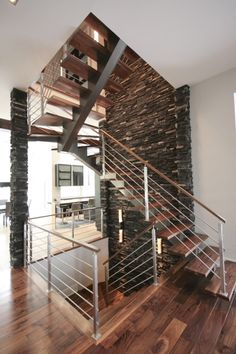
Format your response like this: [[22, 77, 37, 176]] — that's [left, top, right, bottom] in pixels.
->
[[0, 253, 234, 353]]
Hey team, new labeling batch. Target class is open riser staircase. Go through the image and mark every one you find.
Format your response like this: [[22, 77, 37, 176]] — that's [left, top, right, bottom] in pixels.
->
[[18, 12, 236, 343]]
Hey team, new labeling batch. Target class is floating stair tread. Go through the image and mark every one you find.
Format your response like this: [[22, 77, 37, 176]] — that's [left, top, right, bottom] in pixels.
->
[[53, 77, 113, 108], [123, 46, 139, 64], [61, 54, 123, 93], [77, 138, 101, 147], [33, 113, 72, 127], [47, 95, 80, 109], [185, 246, 219, 277], [149, 211, 178, 224], [169, 233, 208, 257], [204, 261, 236, 301], [30, 125, 62, 136], [53, 76, 89, 99], [61, 54, 97, 81], [129, 200, 168, 211], [69, 29, 109, 62], [113, 60, 134, 79], [83, 13, 109, 41], [158, 223, 193, 240]]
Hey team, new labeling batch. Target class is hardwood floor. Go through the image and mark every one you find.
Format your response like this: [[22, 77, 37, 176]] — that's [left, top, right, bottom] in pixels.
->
[[0, 239, 235, 354]]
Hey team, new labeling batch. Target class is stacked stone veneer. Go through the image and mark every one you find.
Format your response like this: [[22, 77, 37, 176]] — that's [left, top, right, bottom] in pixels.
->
[[101, 59, 193, 287], [10, 88, 28, 267]]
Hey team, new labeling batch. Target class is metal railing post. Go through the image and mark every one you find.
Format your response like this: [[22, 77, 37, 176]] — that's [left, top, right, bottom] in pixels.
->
[[29, 224, 33, 263], [72, 211, 75, 247], [89, 209, 91, 223], [152, 226, 158, 286], [101, 133, 106, 178], [218, 222, 227, 296], [101, 208, 104, 236], [23, 222, 28, 268], [40, 72, 44, 118], [92, 252, 101, 340], [47, 232, 52, 292], [104, 264, 109, 304], [144, 165, 149, 221]]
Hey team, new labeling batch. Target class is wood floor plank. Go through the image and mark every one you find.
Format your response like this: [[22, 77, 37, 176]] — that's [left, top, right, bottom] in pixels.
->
[[0, 256, 235, 354], [190, 295, 234, 354], [150, 318, 187, 353], [214, 296, 236, 354], [169, 233, 208, 257]]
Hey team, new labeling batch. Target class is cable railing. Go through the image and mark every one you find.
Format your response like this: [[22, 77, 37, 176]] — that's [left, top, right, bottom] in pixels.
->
[[24, 214, 104, 340], [104, 224, 158, 300], [100, 128, 227, 297], [28, 206, 104, 246]]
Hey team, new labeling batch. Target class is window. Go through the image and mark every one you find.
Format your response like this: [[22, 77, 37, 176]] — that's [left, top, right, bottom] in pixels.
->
[[72, 165, 83, 186]]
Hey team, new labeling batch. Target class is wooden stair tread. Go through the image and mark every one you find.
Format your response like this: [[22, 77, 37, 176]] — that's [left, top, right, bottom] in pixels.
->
[[113, 60, 134, 79], [69, 29, 109, 62], [169, 233, 208, 257], [33, 113, 72, 127], [185, 246, 220, 277], [61, 54, 123, 93], [47, 95, 80, 109], [204, 261, 236, 301], [71, 30, 133, 79], [158, 223, 193, 240], [30, 125, 62, 136], [53, 77, 113, 108], [83, 13, 109, 41], [149, 211, 178, 224], [129, 200, 168, 211], [61, 54, 97, 81], [77, 138, 101, 147]]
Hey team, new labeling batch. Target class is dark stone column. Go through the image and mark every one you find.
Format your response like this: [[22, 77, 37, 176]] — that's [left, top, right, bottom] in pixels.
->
[[10, 88, 28, 268], [175, 85, 194, 219]]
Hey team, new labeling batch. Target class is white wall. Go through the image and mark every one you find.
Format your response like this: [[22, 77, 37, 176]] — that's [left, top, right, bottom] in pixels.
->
[[191, 67, 236, 260], [28, 141, 53, 217]]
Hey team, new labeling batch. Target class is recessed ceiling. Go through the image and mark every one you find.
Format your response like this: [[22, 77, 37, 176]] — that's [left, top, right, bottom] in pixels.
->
[[0, 0, 236, 119]]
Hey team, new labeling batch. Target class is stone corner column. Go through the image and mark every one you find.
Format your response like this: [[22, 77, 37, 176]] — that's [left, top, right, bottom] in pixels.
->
[[175, 85, 194, 218], [10, 88, 28, 268]]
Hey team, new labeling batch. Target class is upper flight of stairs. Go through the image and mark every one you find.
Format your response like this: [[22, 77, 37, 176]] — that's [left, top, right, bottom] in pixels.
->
[[26, 12, 138, 150]]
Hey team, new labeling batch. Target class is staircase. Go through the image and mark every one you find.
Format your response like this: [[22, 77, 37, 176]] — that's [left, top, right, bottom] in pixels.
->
[[22, 12, 236, 342], [26, 12, 138, 171]]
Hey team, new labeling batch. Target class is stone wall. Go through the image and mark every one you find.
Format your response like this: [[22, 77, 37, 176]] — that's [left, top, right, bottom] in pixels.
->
[[10, 88, 28, 268], [101, 59, 193, 286]]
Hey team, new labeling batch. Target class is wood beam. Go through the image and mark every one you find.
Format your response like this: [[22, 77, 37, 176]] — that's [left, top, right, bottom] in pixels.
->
[[60, 39, 126, 152]]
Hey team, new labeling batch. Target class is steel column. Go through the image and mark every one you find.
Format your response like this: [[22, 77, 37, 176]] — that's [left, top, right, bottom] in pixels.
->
[[152, 226, 158, 285], [47, 232, 52, 292], [92, 252, 101, 340], [144, 165, 149, 221], [218, 222, 227, 296]]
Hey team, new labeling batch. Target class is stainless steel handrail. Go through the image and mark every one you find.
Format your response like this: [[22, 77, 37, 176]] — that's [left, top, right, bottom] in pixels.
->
[[105, 141, 219, 234], [101, 128, 226, 223], [104, 148, 220, 254], [103, 162, 220, 278]]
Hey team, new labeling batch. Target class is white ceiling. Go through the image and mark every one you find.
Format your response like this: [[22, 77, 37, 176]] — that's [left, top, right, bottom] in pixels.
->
[[0, 0, 236, 119]]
